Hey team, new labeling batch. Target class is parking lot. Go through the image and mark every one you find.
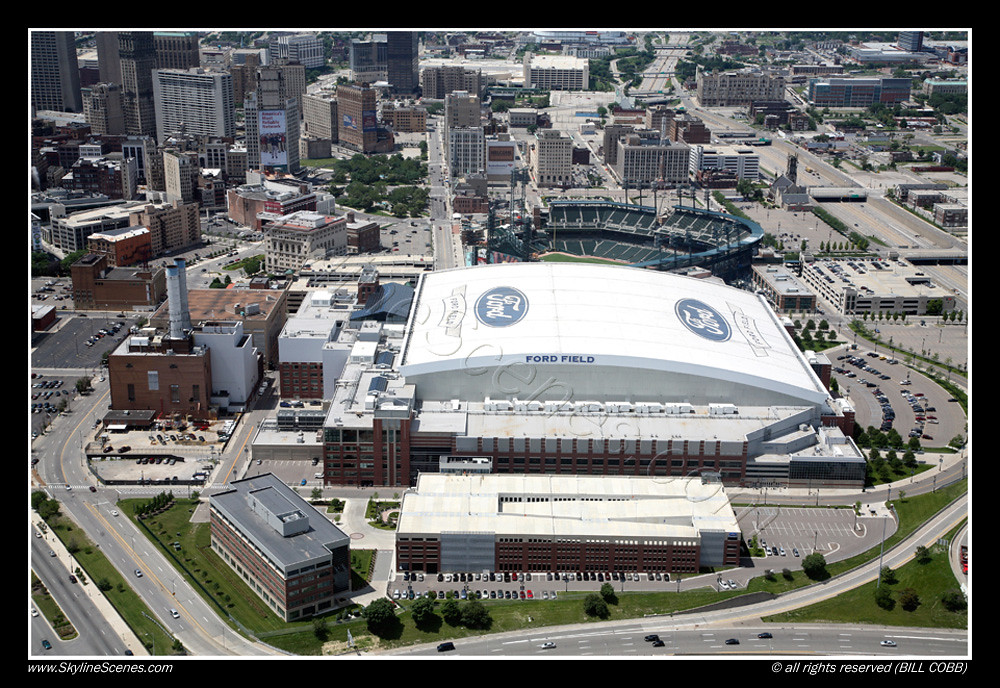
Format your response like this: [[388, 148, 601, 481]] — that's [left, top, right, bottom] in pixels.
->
[[245, 457, 325, 489], [31, 311, 136, 369], [829, 344, 964, 448], [30, 373, 80, 439], [384, 218, 435, 256], [736, 505, 891, 567], [390, 569, 678, 603]]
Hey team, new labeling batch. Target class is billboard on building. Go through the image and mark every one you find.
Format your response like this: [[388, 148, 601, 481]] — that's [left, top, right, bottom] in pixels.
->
[[259, 110, 288, 170], [486, 141, 517, 177], [362, 110, 377, 131]]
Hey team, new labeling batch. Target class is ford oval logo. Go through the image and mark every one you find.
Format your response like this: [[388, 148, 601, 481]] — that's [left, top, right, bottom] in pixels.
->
[[675, 298, 731, 342], [475, 286, 528, 327]]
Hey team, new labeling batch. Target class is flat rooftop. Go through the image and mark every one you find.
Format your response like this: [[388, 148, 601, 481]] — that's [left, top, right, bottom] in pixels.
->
[[210, 473, 349, 571], [397, 473, 741, 541]]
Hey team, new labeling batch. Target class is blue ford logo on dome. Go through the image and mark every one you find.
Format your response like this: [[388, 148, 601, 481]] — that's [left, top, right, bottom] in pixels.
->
[[475, 286, 528, 327], [675, 298, 731, 342]]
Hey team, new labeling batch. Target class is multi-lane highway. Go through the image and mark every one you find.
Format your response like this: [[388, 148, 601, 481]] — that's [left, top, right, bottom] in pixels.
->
[[30, 377, 275, 658]]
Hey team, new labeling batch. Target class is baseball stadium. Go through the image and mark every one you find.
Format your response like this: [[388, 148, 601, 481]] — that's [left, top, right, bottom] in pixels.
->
[[535, 199, 765, 280]]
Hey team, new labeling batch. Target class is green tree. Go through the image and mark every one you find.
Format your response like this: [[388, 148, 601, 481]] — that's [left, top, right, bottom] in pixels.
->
[[801, 552, 828, 580], [440, 598, 461, 625], [460, 598, 492, 629], [410, 596, 436, 627], [898, 587, 921, 612], [362, 597, 396, 634], [312, 615, 328, 639], [941, 589, 967, 612], [583, 593, 609, 618], [874, 585, 895, 610]]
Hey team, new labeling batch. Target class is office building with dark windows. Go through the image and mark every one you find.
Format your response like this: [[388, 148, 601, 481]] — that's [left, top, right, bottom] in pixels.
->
[[209, 473, 351, 621]]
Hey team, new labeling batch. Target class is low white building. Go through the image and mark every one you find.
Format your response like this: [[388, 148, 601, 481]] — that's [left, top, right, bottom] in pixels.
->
[[689, 144, 760, 181], [192, 320, 260, 411]]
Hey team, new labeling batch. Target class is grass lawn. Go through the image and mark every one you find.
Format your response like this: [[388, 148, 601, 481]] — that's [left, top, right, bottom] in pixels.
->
[[538, 252, 625, 265], [266, 586, 754, 655], [763, 540, 967, 628], [31, 572, 77, 641], [122, 496, 292, 635]]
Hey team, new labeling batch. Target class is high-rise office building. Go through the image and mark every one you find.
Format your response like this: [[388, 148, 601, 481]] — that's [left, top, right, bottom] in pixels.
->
[[336, 83, 378, 153], [898, 31, 924, 53], [30, 31, 82, 113], [349, 37, 387, 83], [386, 31, 419, 95], [420, 65, 483, 100], [245, 92, 300, 175], [270, 33, 325, 69], [95, 31, 122, 86], [444, 90, 481, 129], [302, 93, 338, 142], [82, 82, 126, 135], [243, 63, 306, 174], [153, 68, 235, 143], [154, 31, 201, 70], [118, 32, 159, 139]]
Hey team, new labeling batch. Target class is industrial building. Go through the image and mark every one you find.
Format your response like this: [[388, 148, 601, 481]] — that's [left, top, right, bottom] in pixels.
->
[[108, 259, 265, 418]]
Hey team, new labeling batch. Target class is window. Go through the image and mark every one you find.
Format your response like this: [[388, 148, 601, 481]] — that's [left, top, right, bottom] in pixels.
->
[[147, 370, 159, 390]]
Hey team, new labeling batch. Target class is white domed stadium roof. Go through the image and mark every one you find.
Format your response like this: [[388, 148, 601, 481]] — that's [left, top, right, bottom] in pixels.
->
[[398, 262, 829, 407]]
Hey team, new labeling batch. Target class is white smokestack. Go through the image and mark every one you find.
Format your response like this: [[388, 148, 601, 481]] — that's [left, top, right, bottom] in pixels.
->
[[166, 259, 192, 339]]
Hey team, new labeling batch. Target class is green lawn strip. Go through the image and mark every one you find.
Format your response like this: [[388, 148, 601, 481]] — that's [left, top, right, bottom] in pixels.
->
[[763, 540, 967, 628], [31, 572, 77, 641], [538, 252, 625, 265], [40, 512, 176, 654], [121, 497, 289, 636]]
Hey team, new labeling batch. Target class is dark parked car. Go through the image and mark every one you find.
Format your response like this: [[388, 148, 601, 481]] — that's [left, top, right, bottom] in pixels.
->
[[437, 642, 455, 652]]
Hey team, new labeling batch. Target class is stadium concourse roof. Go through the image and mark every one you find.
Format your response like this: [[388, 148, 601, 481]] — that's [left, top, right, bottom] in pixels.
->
[[399, 262, 830, 406]]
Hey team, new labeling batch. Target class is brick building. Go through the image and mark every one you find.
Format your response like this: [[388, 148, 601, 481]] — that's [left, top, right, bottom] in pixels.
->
[[395, 474, 741, 576], [70, 252, 166, 311], [209, 473, 351, 621]]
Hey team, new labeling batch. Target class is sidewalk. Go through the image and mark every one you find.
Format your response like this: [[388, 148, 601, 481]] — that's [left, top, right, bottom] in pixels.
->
[[320, 494, 397, 610]]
